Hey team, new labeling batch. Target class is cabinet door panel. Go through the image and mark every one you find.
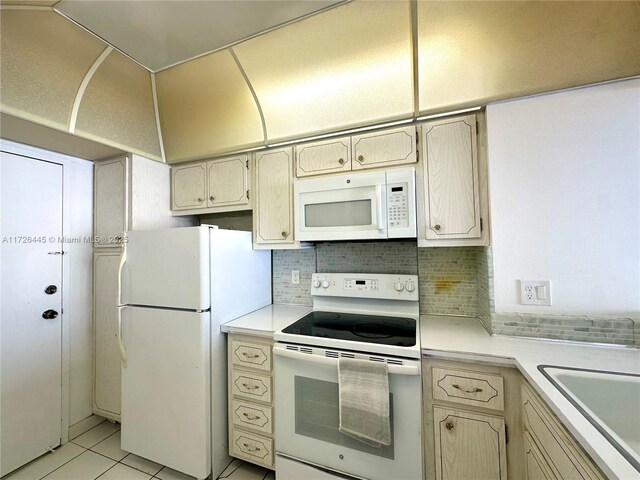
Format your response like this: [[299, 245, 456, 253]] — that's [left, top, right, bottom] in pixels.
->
[[525, 432, 557, 480], [423, 114, 481, 239], [93, 251, 121, 419], [296, 137, 351, 177], [171, 163, 206, 210], [255, 148, 294, 244], [94, 157, 127, 247], [434, 406, 507, 480], [352, 125, 416, 170], [207, 155, 248, 207]]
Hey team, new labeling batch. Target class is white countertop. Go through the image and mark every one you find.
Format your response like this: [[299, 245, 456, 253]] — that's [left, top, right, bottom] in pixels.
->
[[421, 315, 640, 480], [221, 304, 311, 337]]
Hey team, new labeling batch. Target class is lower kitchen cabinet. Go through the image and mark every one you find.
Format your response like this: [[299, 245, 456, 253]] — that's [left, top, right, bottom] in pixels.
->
[[227, 334, 275, 470], [521, 383, 605, 480], [434, 406, 507, 480], [524, 432, 558, 480], [423, 357, 524, 480], [93, 250, 122, 420]]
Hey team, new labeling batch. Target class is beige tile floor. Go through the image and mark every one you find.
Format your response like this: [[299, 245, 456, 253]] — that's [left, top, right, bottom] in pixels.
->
[[2, 421, 274, 480]]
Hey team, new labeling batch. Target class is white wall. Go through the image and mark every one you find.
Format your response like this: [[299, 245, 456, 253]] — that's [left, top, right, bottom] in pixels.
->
[[487, 79, 640, 316], [68, 159, 94, 426]]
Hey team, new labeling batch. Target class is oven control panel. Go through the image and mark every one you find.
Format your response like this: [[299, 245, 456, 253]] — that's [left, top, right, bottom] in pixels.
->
[[311, 273, 419, 301]]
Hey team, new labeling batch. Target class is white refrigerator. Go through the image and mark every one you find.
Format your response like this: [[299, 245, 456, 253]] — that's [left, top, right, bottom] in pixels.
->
[[118, 226, 271, 479]]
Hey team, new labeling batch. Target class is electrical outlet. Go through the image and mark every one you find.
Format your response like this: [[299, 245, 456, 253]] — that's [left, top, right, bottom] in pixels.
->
[[291, 270, 300, 285], [520, 280, 552, 306]]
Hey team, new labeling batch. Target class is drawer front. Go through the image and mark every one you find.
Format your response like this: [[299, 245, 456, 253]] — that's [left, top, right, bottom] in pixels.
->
[[232, 399, 273, 435], [521, 384, 604, 480], [231, 340, 271, 372], [231, 429, 273, 468], [231, 370, 272, 403], [432, 367, 505, 410]]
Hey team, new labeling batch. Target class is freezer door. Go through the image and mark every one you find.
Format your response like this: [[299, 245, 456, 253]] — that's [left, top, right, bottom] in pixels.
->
[[122, 227, 210, 310], [121, 306, 211, 478]]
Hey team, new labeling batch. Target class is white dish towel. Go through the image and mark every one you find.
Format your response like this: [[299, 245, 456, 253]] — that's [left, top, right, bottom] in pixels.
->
[[338, 357, 391, 447]]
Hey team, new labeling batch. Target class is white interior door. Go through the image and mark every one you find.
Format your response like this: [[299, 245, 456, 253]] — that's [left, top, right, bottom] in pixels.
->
[[1, 152, 63, 476]]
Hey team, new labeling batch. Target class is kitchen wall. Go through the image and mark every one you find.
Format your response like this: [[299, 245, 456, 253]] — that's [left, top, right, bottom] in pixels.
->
[[486, 78, 640, 345], [272, 241, 486, 317]]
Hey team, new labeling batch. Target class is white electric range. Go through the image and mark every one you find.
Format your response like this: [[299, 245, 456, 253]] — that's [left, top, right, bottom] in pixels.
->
[[273, 273, 424, 480]]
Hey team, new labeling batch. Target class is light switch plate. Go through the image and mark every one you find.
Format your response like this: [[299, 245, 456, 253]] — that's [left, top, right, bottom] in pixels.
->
[[520, 280, 552, 306], [291, 270, 300, 285]]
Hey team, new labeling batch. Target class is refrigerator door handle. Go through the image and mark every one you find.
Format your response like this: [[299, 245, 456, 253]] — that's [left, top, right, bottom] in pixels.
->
[[117, 246, 128, 368]]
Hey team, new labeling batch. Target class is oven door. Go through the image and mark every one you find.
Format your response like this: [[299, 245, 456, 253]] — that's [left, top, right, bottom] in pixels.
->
[[274, 344, 423, 480], [294, 170, 387, 241]]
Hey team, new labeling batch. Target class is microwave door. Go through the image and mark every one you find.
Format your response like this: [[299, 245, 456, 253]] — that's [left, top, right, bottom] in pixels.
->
[[295, 172, 387, 241]]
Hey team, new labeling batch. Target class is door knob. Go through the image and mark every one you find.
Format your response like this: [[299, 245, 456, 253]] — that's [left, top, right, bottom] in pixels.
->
[[42, 309, 58, 320], [357, 155, 365, 162], [433, 224, 441, 231], [445, 422, 454, 431], [44, 285, 57, 295], [209, 195, 215, 201], [338, 158, 344, 165]]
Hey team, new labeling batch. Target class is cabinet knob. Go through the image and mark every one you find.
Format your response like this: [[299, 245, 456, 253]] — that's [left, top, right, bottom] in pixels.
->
[[44, 285, 58, 295], [433, 224, 441, 231], [197, 197, 203, 203], [338, 158, 345, 165], [357, 155, 364, 163], [445, 422, 454, 431], [281, 231, 288, 238], [209, 195, 215, 201]]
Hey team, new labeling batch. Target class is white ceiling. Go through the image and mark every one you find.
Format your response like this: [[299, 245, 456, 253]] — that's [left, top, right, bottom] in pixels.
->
[[54, 0, 344, 72]]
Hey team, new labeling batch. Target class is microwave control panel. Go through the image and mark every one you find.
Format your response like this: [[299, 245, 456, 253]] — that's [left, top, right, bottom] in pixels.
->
[[387, 183, 409, 228], [385, 168, 417, 238]]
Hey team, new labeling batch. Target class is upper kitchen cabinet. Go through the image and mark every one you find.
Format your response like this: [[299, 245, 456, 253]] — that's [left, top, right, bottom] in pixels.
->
[[233, 0, 414, 144], [417, 1, 640, 115], [0, 9, 163, 161], [156, 50, 265, 163], [253, 148, 297, 248], [295, 136, 351, 178], [170, 154, 250, 214], [418, 114, 490, 247], [171, 163, 207, 211], [95, 154, 193, 247], [207, 156, 249, 209], [74, 50, 162, 161], [352, 125, 417, 171], [0, 9, 105, 131]]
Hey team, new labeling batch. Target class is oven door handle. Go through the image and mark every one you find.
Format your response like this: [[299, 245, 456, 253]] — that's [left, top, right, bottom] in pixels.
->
[[273, 346, 420, 376]]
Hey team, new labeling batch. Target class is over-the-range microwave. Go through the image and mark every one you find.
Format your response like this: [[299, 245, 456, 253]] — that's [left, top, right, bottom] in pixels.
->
[[294, 167, 417, 241]]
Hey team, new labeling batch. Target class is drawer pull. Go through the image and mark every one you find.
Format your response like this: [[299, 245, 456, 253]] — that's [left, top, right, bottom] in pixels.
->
[[243, 413, 261, 421], [452, 384, 483, 394], [445, 422, 454, 431], [243, 443, 261, 453], [242, 383, 260, 390], [242, 352, 260, 359]]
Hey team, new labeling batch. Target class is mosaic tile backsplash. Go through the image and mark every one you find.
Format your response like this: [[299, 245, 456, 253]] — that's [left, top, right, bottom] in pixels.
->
[[272, 241, 479, 316], [271, 242, 639, 346], [417, 247, 481, 317], [493, 313, 639, 346]]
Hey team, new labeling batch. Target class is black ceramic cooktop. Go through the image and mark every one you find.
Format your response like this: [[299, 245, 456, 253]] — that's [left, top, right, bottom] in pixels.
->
[[282, 311, 416, 347]]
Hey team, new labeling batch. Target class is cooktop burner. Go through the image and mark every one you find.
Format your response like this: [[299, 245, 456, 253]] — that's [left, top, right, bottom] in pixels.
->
[[282, 311, 416, 347]]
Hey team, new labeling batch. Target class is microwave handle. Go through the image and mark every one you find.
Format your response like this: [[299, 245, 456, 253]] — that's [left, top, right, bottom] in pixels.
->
[[273, 346, 420, 376], [375, 185, 384, 230]]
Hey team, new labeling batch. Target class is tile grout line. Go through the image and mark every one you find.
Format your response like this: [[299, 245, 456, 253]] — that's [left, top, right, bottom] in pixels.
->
[[35, 446, 89, 480], [76, 427, 121, 451]]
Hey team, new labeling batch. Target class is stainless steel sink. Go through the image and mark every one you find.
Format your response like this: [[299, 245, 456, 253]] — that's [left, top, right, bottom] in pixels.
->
[[539, 365, 640, 472]]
